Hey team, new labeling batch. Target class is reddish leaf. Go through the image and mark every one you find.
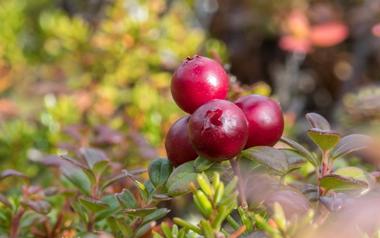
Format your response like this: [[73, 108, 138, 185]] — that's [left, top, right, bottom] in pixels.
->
[[279, 36, 311, 53], [0, 169, 28, 181], [310, 22, 348, 47]]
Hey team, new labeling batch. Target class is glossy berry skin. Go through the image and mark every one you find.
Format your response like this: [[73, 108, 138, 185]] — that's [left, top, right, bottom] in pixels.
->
[[171, 55, 229, 113], [188, 99, 248, 161], [235, 95, 284, 148], [165, 116, 198, 167]]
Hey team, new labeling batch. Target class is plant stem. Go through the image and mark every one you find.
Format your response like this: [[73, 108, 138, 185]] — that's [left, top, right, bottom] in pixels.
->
[[318, 150, 331, 195], [10, 207, 25, 238], [87, 213, 95, 232], [229, 225, 246, 238], [230, 158, 248, 209]]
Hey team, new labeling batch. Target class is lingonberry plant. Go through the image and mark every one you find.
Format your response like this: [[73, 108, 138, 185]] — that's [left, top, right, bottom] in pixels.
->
[[235, 95, 284, 148], [171, 55, 229, 114], [188, 99, 248, 161], [165, 116, 198, 167], [0, 55, 376, 238]]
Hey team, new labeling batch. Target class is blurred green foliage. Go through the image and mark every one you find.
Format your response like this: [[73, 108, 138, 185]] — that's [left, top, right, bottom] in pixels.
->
[[0, 0, 227, 175]]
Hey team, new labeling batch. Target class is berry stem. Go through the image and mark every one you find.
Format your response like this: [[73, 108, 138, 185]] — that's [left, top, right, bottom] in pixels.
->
[[230, 158, 248, 209]]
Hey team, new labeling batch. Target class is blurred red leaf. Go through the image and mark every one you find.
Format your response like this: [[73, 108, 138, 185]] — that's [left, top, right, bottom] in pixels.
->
[[310, 22, 348, 47], [372, 23, 380, 37], [279, 36, 311, 53]]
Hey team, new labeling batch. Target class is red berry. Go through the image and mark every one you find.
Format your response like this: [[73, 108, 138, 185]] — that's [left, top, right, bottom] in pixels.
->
[[165, 116, 198, 166], [188, 99, 248, 161], [235, 95, 284, 148], [171, 55, 229, 113]]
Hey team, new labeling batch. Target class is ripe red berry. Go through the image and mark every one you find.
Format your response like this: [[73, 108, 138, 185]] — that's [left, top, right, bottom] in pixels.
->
[[235, 95, 284, 148], [188, 99, 248, 161], [171, 55, 229, 113], [165, 116, 198, 166]]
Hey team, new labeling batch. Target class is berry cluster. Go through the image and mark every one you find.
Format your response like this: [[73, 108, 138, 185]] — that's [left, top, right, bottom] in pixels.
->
[[165, 55, 284, 166]]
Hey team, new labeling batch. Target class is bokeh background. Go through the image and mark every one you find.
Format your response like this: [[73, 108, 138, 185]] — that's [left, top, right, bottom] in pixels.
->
[[1, 0, 380, 177]]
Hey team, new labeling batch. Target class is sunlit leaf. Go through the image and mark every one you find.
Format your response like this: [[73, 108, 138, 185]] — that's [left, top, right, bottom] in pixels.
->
[[307, 128, 340, 151], [335, 167, 367, 183], [319, 174, 368, 191]]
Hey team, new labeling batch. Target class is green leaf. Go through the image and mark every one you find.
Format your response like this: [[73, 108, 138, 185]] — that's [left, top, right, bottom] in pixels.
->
[[95, 195, 120, 222], [135, 222, 155, 238], [124, 207, 157, 216], [92, 160, 110, 177], [166, 160, 222, 196], [115, 189, 137, 208], [101, 170, 134, 191], [80, 147, 108, 169], [240, 146, 289, 175], [79, 197, 109, 213], [331, 134, 370, 159], [335, 167, 367, 182], [307, 128, 340, 151], [200, 220, 214, 238], [166, 161, 198, 196], [193, 190, 212, 217], [305, 112, 331, 130], [142, 208, 170, 225], [173, 217, 201, 234], [107, 216, 133, 237], [160, 222, 172, 238], [61, 155, 96, 184], [280, 137, 318, 166], [194, 157, 215, 172], [148, 159, 173, 188], [319, 174, 368, 191], [61, 163, 91, 195]]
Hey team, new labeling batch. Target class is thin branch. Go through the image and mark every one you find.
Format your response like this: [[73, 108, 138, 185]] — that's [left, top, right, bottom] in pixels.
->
[[229, 225, 246, 238]]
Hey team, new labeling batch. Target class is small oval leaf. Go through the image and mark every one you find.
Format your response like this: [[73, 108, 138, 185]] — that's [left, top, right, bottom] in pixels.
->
[[280, 137, 318, 166], [194, 157, 215, 172], [241, 147, 289, 175], [148, 159, 173, 188], [319, 174, 368, 191], [166, 161, 197, 196], [80, 147, 108, 169], [331, 134, 371, 159], [307, 128, 340, 151], [124, 207, 157, 216], [305, 112, 331, 130], [79, 197, 109, 212], [0, 169, 28, 181]]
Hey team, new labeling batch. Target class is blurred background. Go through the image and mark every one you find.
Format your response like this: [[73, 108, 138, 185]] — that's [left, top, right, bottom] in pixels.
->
[[1, 0, 380, 177]]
